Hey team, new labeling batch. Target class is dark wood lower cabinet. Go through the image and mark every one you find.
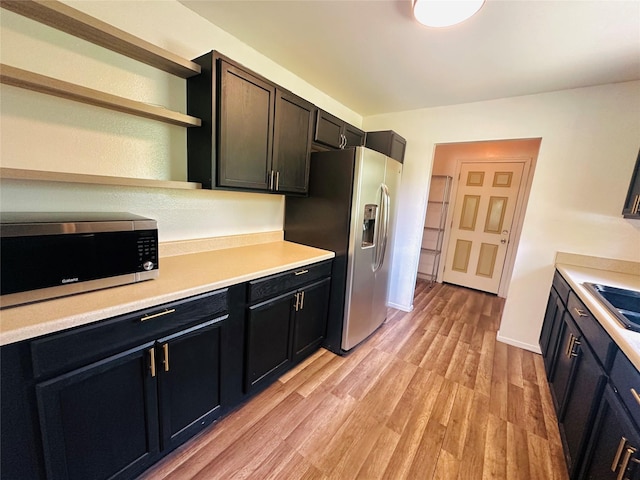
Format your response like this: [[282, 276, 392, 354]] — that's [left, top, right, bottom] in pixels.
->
[[549, 312, 572, 411], [556, 334, 607, 477], [540, 269, 640, 480], [579, 385, 640, 480], [245, 291, 294, 393], [36, 315, 228, 480], [2, 263, 332, 480], [157, 318, 225, 451], [292, 278, 330, 363], [245, 274, 331, 394], [37, 343, 160, 480], [540, 287, 565, 378]]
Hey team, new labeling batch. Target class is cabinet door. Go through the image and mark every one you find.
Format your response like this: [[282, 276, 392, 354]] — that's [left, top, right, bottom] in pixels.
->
[[558, 339, 607, 477], [344, 123, 365, 148], [580, 385, 640, 480], [292, 278, 331, 363], [36, 343, 159, 480], [245, 292, 294, 393], [549, 313, 576, 413], [157, 317, 226, 451], [365, 130, 406, 162], [389, 133, 406, 162], [314, 109, 344, 149], [541, 288, 565, 378], [218, 60, 274, 190], [622, 150, 640, 218], [272, 89, 314, 194]]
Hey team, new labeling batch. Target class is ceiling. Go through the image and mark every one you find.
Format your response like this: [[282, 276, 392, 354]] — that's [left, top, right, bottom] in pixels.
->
[[180, 0, 640, 116]]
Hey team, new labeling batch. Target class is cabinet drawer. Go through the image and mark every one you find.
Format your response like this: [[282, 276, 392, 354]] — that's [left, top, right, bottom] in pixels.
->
[[610, 349, 640, 428], [248, 260, 331, 303], [31, 289, 227, 379], [553, 270, 571, 306], [567, 292, 615, 369]]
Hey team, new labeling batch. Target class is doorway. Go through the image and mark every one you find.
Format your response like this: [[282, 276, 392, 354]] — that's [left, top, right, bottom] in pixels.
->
[[418, 138, 541, 298]]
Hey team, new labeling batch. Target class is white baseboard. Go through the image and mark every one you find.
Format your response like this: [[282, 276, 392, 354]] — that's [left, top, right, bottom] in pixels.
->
[[387, 301, 413, 312], [496, 331, 542, 354]]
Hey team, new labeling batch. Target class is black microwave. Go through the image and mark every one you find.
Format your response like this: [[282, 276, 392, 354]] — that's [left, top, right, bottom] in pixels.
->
[[0, 212, 159, 308]]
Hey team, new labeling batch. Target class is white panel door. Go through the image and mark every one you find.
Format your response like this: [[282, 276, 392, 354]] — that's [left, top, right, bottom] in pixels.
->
[[443, 162, 524, 294]]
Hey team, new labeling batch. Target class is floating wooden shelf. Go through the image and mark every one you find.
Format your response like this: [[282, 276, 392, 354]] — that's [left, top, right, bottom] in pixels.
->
[[0, 167, 203, 191], [0, 65, 202, 128], [0, 0, 201, 78]]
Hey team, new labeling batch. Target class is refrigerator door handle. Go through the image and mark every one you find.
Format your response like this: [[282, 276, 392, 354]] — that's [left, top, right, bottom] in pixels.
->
[[373, 184, 390, 272]]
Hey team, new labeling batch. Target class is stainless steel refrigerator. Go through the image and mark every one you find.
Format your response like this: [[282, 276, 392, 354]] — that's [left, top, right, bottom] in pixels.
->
[[284, 146, 402, 354]]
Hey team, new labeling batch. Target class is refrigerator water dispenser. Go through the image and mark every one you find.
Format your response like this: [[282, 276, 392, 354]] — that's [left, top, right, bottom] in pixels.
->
[[361, 204, 378, 247]]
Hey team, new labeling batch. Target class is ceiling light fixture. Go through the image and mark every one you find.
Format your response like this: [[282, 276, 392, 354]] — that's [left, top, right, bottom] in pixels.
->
[[413, 0, 485, 28]]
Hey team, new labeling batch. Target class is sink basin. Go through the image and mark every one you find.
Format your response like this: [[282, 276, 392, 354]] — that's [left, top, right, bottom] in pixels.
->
[[584, 283, 640, 332]]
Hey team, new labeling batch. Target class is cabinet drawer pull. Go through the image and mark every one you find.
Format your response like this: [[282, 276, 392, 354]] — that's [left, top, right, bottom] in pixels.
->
[[631, 388, 640, 406], [573, 307, 589, 318], [149, 347, 156, 378], [294, 269, 309, 276], [140, 308, 176, 322], [163, 343, 170, 372]]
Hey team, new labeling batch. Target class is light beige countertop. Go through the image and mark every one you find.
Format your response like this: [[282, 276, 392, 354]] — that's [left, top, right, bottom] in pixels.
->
[[555, 254, 640, 371], [0, 240, 334, 346]]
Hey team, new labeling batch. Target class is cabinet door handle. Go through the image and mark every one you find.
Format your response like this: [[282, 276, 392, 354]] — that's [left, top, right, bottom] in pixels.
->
[[570, 338, 581, 357], [633, 194, 640, 215], [300, 291, 305, 309], [149, 347, 156, 377], [612, 437, 628, 472], [573, 307, 589, 318], [140, 308, 175, 322], [617, 447, 637, 480], [631, 388, 640, 406], [565, 334, 575, 358], [294, 292, 300, 312], [162, 343, 170, 372], [269, 170, 274, 190], [294, 269, 309, 276], [275, 171, 280, 191]]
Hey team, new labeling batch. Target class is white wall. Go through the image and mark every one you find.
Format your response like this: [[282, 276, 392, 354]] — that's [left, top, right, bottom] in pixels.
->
[[364, 81, 640, 351], [0, 0, 361, 242]]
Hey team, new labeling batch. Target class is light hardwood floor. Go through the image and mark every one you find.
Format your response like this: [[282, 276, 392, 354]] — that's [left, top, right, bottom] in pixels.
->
[[139, 281, 569, 480]]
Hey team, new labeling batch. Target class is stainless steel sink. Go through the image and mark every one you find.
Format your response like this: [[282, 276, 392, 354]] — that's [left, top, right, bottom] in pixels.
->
[[584, 283, 640, 332]]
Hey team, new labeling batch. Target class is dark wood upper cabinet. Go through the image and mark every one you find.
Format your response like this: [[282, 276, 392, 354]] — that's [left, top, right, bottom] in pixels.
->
[[187, 51, 313, 195], [365, 130, 407, 163], [218, 60, 274, 191], [622, 148, 640, 218], [272, 89, 314, 195], [314, 109, 365, 150], [344, 123, 366, 148]]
